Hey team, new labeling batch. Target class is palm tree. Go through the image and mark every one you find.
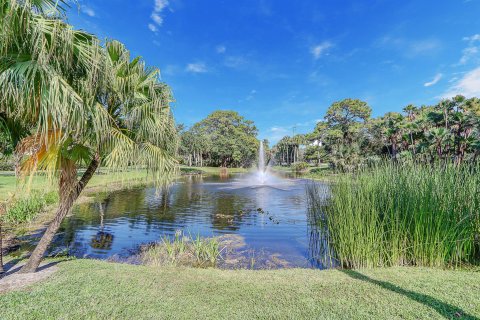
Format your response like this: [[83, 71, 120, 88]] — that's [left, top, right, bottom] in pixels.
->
[[426, 127, 450, 159], [1, 0, 178, 273]]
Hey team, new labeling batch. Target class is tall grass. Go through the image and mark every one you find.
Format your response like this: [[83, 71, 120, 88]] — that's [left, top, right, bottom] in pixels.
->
[[141, 231, 223, 267], [307, 163, 480, 268], [3, 191, 58, 224]]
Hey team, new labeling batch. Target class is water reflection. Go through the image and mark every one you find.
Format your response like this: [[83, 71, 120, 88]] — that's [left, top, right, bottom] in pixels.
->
[[52, 173, 332, 269]]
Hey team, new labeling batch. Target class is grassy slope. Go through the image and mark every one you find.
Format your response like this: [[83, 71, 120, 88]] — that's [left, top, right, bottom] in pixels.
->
[[0, 167, 251, 201], [0, 170, 153, 201], [1, 260, 479, 319], [181, 166, 250, 174]]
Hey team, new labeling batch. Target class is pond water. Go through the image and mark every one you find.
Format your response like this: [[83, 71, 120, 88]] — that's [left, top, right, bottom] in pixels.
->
[[51, 173, 333, 269]]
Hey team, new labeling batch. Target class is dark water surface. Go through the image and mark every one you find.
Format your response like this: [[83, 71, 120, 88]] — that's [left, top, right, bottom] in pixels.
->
[[53, 173, 332, 269]]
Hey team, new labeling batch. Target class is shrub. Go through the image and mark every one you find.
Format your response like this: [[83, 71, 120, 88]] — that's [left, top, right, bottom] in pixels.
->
[[291, 162, 309, 172], [3, 191, 59, 224]]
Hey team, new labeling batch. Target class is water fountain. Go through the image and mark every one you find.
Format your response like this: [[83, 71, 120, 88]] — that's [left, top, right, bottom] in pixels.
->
[[257, 140, 267, 184], [219, 139, 294, 190], [243, 140, 293, 189]]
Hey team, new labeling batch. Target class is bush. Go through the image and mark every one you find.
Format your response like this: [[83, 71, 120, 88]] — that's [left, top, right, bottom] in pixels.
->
[[3, 191, 59, 224], [291, 162, 309, 172], [0, 155, 14, 171]]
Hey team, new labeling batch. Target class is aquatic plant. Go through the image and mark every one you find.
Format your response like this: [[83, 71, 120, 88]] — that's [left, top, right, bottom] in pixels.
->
[[141, 231, 223, 267], [307, 163, 480, 268]]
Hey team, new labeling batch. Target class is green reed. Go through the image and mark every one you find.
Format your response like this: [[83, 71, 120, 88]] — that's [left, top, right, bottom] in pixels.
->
[[141, 231, 223, 267], [307, 163, 480, 268]]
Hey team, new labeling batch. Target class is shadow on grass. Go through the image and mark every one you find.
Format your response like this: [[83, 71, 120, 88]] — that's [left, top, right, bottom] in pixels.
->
[[341, 269, 478, 320]]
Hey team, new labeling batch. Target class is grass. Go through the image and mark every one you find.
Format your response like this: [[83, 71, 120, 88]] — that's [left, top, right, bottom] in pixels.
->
[[0, 259, 479, 319], [270, 164, 338, 181], [0, 169, 154, 202], [0, 166, 249, 202], [3, 191, 58, 224], [180, 166, 250, 175], [141, 231, 222, 267], [0, 169, 155, 229], [307, 163, 480, 268]]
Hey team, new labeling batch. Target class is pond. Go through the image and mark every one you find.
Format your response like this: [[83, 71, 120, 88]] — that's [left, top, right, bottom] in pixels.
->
[[51, 172, 333, 269]]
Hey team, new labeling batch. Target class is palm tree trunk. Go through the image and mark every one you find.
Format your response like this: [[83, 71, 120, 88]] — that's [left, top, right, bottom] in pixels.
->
[[20, 153, 100, 273]]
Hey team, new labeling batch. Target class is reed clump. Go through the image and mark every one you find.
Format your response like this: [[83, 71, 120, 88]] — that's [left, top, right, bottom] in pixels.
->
[[307, 163, 480, 268], [141, 231, 223, 267]]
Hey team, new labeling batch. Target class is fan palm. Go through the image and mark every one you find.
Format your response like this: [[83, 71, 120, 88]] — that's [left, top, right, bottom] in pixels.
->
[[1, 0, 178, 273]]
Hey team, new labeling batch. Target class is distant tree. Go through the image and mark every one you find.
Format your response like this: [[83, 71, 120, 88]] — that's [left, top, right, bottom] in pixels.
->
[[184, 111, 259, 168], [323, 99, 372, 171], [325, 98, 371, 143]]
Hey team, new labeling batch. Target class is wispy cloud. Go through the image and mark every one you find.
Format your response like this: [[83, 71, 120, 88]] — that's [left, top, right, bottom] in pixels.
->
[[148, 24, 158, 32], [162, 64, 181, 76], [216, 45, 226, 54], [409, 39, 441, 56], [458, 34, 480, 65], [186, 62, 208, 73], [224, 56, 248, 68], [311, 42, 333, 59], [441, 67, 480, 98], [377, 36, 441, 57], [265, 119, 322, 143], [81, 5, 95, 17], [245, 90, 257, 101], [463, 34, 480, 42], [149, 0, 169, 32], [424, 73, 443, 87]]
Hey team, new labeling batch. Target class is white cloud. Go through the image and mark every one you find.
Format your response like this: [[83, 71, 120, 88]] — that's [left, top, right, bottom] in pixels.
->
[[162, 64, 180, 76], [266, 119, 322, 144], [377, 36, 441, 57], [151, 13, 163, 25], [311, 42, 333, 59], [463, 34, 480, 42], [459, 47, 479, 65], [148, 23, 158, 32], [224, 56, 248, 68], [458, 34, 480, 65], [148, 0, 169, 32], [266, 126, 290, 144], [424, 73, 443, 87], [154, 0, 169, 12], [216, 45, 226, 54], [441, 67, 480, 98], [245, 89, 257, 101], [409, 39, 441, 55], [81, 5, 95, 17], [186, 62, 207, 73]]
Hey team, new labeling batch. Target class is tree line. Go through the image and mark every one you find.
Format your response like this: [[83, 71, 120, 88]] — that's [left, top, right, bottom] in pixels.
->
[[273, 96, 480, 171]]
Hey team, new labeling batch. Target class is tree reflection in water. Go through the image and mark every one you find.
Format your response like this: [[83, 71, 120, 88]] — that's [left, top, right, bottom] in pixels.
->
[[91, 203, 114, 250]]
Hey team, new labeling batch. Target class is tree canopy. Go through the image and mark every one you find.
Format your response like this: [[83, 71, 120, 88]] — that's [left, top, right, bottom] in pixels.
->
[[179, 111, 259, 168], [273, 96, 480, 171]]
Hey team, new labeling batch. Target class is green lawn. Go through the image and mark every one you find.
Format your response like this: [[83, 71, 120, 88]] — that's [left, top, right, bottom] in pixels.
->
[[0, 169, 155, 201], [0, 167, 249, 201], [1, 259, 479, 319], [180, 165, 250, 174]]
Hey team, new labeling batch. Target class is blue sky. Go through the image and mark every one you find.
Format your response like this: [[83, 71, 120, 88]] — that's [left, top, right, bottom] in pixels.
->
[[68, 0, 480, 143]]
